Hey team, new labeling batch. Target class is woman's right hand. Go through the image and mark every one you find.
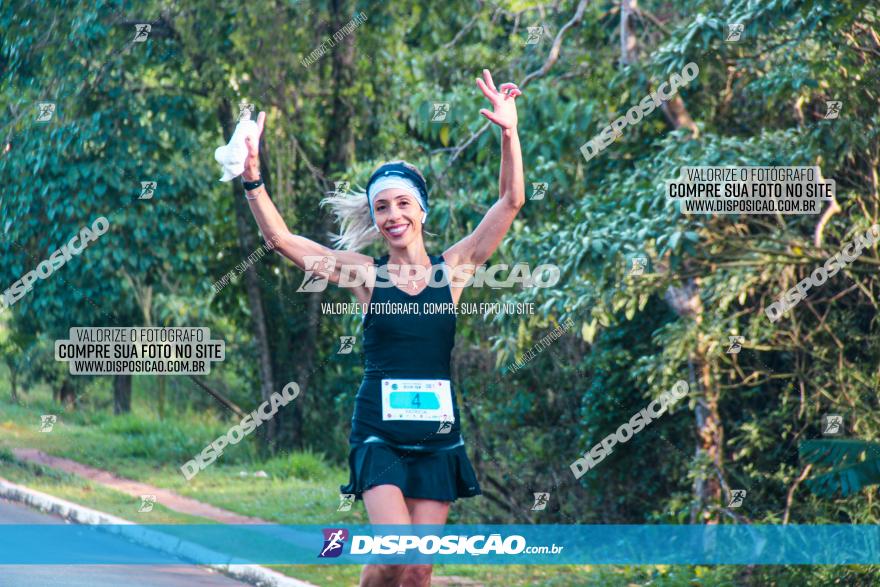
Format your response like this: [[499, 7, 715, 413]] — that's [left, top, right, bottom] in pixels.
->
[[243, 111, 266, 181]]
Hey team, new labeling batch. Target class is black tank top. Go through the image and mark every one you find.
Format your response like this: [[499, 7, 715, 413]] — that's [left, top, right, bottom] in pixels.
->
[[349, 253, 463, 449]]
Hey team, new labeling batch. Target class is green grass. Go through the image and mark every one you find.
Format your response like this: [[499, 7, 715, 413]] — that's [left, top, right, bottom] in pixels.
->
[[0, 377, 726, 586], [0, 447, 207, 524]]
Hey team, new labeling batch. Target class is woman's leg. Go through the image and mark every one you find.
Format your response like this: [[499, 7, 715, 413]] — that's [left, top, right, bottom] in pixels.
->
[[359, 485, 411, 587], [399, 498, 451, 587]]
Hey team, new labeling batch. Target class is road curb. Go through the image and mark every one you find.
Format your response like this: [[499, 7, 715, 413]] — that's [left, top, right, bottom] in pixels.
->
[[0, 476, 319, 587]]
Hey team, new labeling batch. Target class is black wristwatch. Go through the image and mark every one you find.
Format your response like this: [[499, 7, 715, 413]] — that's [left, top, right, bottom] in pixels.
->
[[242, 176, 264, 191]]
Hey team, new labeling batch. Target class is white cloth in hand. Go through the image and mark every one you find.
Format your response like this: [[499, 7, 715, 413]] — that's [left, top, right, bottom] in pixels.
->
[[214, 119, 259, 182]]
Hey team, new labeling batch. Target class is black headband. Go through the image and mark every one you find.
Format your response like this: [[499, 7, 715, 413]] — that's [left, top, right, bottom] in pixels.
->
[[365, 163, 430, 213]]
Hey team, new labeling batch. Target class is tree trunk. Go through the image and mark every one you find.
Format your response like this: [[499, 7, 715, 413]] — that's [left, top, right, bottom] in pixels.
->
[[113, 374, 132, 414], [620, 0, 639, 65], [218, 99, 278, 453], [621, 1, 719, 521], [287, 0, 358, 448], [119, 268, 154, 418], [325, 0, 357, 174], [59, 378, 76, 411], [693, 346, 723, 524], [621, 0, 699, 137], [9, 364, 18, 403], [664, 276, 724, 523], [660, 94, 699, 137], [158, 377, 166, 420], [290, 292, 320, 448]]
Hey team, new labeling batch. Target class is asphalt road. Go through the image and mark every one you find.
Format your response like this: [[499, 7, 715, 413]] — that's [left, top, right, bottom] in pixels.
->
[[0, 497, 252, 587]]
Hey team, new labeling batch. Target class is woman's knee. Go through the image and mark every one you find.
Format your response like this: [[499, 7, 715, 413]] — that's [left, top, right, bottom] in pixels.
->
[[363, 485, 411, 524]]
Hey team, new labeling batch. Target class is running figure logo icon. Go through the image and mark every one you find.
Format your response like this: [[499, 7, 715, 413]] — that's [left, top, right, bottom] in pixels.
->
[[726, 23, 744, 42], [726, 336, 744, 354], [39, 415, 57, 432], [437, 419, 453, 434], [530, 182, 548, 201], [238, 102, 255, 121], [727, 490, 746, 508], [138, 495, 156, 513], [825, 101, 842, 120], [297, 256, 335, 293], [525, 26, 544, 45], [431, 103, 450, 122], [133, 24, 151, 42], [630, 256, 647, 276], [531, 492, 549, 511], [36, 102, 56, 122], [822, 414, 843, 436], [337, 493, 355, 512], [337, 336, 355, 354], [140, 181, 157, 200], [319, 528, 349, 558]]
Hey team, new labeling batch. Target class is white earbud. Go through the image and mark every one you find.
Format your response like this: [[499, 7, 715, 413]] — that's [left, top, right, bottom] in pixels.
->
[[421, 212, 427, 223]]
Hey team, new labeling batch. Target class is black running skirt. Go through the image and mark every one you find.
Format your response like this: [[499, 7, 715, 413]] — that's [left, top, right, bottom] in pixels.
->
[[340, 436, 482, 502]]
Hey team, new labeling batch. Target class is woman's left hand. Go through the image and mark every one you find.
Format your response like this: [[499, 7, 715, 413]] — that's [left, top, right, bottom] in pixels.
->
[[476, 69, 522, 130]]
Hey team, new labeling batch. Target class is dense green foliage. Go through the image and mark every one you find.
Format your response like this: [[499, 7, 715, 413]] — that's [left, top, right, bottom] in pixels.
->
[[3, 0, 880, 584]]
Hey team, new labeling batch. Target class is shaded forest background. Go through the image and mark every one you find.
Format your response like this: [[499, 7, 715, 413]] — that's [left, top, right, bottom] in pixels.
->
[[2, 0, 880, 581]]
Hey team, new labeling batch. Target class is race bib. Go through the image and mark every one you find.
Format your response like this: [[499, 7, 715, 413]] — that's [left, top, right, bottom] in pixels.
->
[[381, 379, 455, 422]]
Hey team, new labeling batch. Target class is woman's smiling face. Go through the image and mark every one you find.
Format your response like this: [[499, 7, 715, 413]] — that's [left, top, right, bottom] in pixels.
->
[[373, 189, 422, 245]]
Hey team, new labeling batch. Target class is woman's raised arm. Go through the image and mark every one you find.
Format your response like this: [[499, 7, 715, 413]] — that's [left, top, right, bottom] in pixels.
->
[[239, 112, 373, 294], [444, 70, 525, 269]]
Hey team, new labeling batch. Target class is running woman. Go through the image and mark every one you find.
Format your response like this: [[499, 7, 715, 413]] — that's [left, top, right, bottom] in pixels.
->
[[240, 69, 523, 587]]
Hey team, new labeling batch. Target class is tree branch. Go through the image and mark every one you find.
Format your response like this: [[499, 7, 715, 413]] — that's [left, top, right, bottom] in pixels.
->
[[521, 0, 590, 87], [186, 375, 246, 419], [783, 464, 813, 524], [438, 0, 590, 178], [442, 2, 489, 50]]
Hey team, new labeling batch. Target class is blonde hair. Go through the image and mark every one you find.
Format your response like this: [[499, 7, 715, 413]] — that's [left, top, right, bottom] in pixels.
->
[[319, 160, 432, 252], [319, 186, 378, 251]]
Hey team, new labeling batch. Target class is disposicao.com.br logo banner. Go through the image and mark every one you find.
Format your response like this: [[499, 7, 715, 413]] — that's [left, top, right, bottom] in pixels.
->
[[4, 524, 880, 565], [317, 525, 563, 563]]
